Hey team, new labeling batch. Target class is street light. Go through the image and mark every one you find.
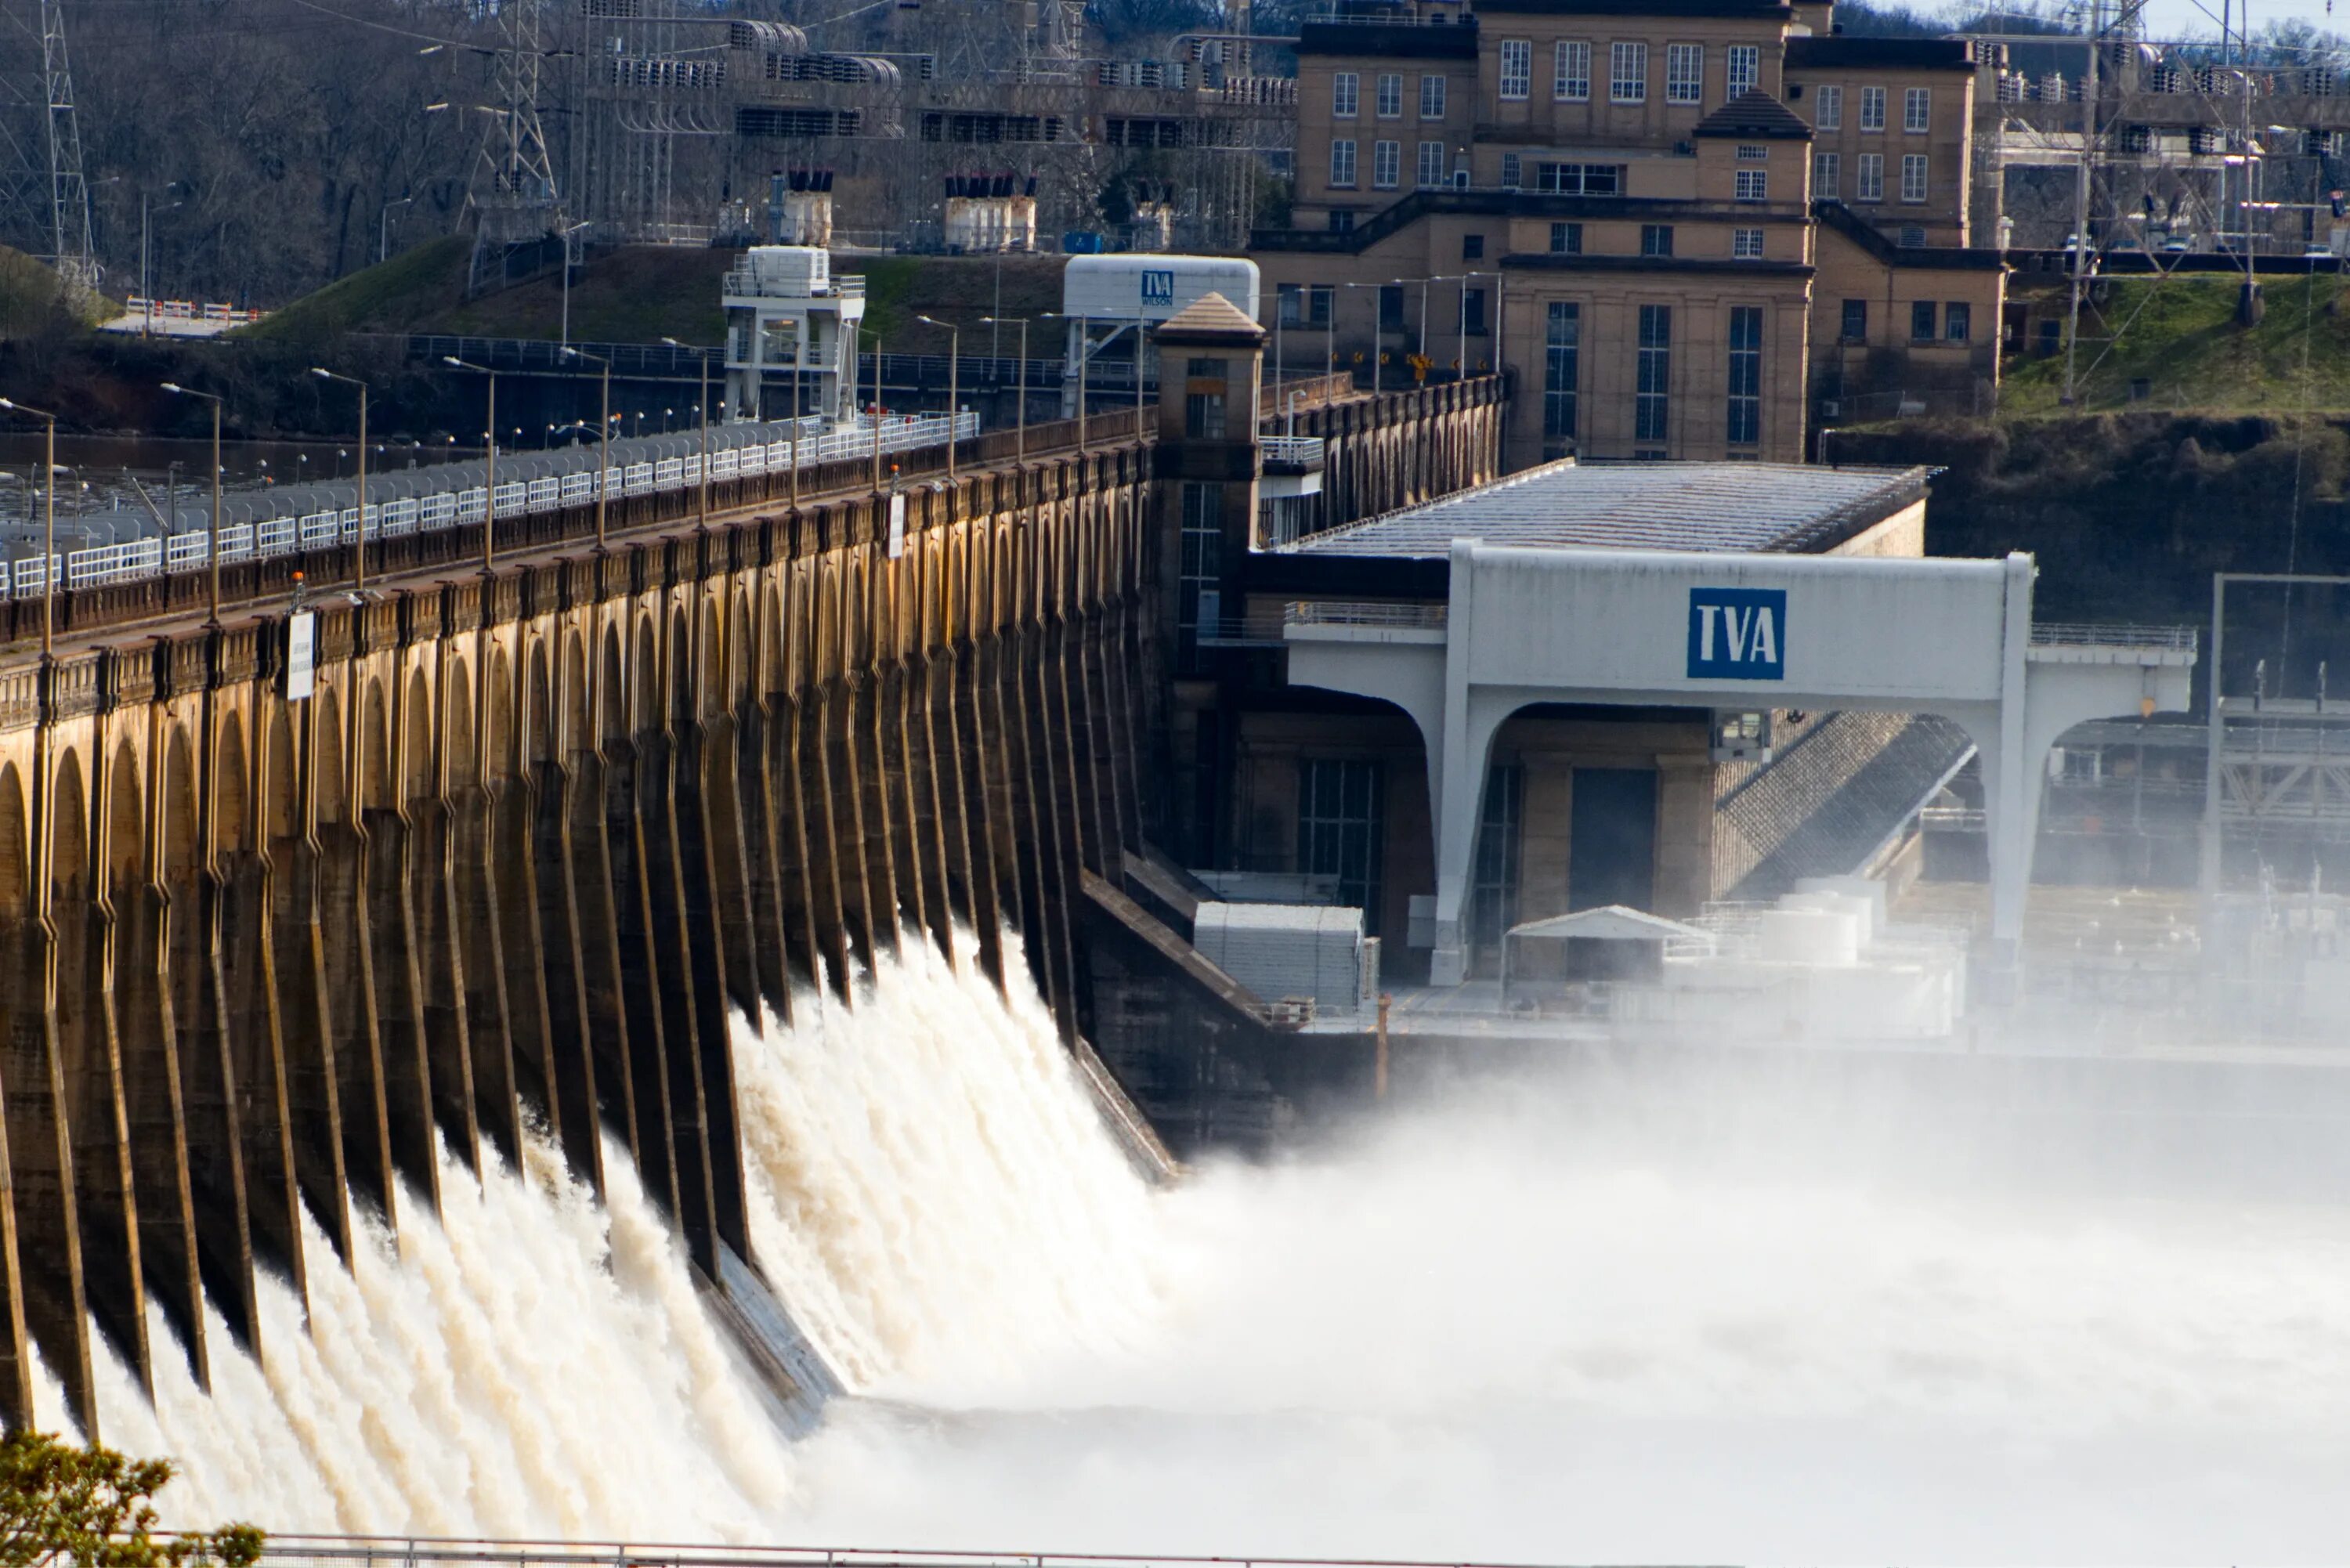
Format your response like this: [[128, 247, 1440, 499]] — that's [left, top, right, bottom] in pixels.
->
[[379, 194, 414, 265], [565, 345, 614, 551], [914, 315, 960, 481], [444, 356, 501, 579], [311, 367, 373, 598], [979, 314, 1029, 464], [158, 384, 226, 628], [660, 337, 717, 531], [0, 397, 58, 664]]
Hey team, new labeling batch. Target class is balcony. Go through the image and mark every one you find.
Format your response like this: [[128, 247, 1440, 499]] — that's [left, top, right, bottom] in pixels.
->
[[1260, 434, 1325, 499]]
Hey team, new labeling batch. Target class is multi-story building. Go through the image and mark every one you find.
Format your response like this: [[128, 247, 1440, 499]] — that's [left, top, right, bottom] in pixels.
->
[[1253, 0, 2008, 466]]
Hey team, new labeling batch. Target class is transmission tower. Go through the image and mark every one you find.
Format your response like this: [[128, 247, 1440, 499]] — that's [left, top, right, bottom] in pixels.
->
[[0, 0, 96, 294], [468, 0, 563, 294]]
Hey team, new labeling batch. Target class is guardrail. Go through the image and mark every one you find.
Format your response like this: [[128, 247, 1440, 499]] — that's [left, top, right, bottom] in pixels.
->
[[252, 1537, 1556, 1568], [2, 412, 978, 601], [1284, 599, 1448, 630], [1259, 435, 1326, 467], [122, 296, 268, 325], [2030, 622, 2200, 653]]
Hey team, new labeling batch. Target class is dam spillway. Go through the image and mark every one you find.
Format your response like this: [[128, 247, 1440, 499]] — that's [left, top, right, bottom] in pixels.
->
[[0, 374, 1509, 1444]]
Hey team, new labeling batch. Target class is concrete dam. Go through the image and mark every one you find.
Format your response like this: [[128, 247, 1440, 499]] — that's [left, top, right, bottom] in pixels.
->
[[0, 362, 1505, 1463]]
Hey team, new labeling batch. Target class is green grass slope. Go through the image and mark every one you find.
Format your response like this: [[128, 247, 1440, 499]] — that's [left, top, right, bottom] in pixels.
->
[[2002, 271, 2350, 417]]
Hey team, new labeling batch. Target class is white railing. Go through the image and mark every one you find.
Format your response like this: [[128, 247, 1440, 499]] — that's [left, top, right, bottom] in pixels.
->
[[1260, 435, 1326, 467], [4, 412, 977, 600], [2030, 622, 2200, 654], [1284, 599, 1448, 630], [253, 1534, 1565, 1568]]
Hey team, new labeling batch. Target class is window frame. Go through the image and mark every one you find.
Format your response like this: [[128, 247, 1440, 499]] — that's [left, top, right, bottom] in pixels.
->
[[1857, 151, 1884, 201], [1945, 300, 1972, 342], [1329, 137, 1358, 188], [1554, 39, 1591, 101], [1415, 139, 1446, 190], [1549, 220, 1582, 254], [1904, 85, 1930, 132], [1732, 226, 1765, 258], [1376, 72, 1403, 117], [1860, 85, 1886, 132], [1813, 150, 1839, 198], [1544, 300, 1580, 438], [1333, 71, 1359, 118], [1727, 43, 1759, 97], [1636, 303, 1672, 443], [1900, 152, 1928, 203], [1372, 139, 1401, 189], [1498, 38, 1531, 101], [1640, 222, 1674, 257], [1666, 42, 1704, 105], [1816, 83, 1842, 131], [1841, 298, 1867, 341], [1500, 150, 1522, 188], [1910, 299, 1937, 342], [1726, 303, 1762, 446], [1419, 73, 1446, 120], [1610, 41, 1647, 104], [1734, 168, 1768, 202]]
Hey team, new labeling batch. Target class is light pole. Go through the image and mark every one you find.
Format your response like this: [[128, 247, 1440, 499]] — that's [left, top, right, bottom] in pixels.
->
[[1044, 312, 1089, 455], [379, 195, 414, 265], [158, 384, 226, 627], [563, 345, 613, 552], [311, 367, 372, 598], [980, 314, 1029, 464], [444, 356, 500, 578], [0, 397, 58, 665], [858, 326, 885, 494], [559, 219, 590, 349], [661, 337, 715, 530], [142, 192, 183, 335], [915, 315, 960, 481], [1341, 281, 1380, 391]]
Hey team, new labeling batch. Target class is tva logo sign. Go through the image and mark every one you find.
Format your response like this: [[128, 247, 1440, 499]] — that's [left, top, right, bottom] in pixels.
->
[[1141, 269, 1174, 306], [1687, 587, 1787, 681]]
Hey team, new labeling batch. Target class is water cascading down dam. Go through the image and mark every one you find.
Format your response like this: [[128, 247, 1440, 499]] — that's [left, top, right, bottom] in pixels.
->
[[0, 357, 1506, 1479]]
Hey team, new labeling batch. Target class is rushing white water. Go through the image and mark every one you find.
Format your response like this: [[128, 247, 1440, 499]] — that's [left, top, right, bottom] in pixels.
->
[[52, 926, 2350, 1562]]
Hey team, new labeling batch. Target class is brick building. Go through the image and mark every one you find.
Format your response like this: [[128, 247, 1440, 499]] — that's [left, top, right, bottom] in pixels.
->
[[1251, 0, 2011, 465]]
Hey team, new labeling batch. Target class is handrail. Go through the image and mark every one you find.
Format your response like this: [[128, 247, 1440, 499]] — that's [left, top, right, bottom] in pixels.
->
[[2030, 622, 2200, 653], [248, 1534, 1567, 1568], [1284, 599, 1447, 630]]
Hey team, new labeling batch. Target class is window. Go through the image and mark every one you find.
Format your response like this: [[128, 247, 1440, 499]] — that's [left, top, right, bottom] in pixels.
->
[[1636, 304, 1671, 443], [1378, 284, 1405, 331], [1333, 71, 1358, 117], [1534, 161, 1622, 194], [1544, 301, 1579, 437], [1857, 152, 1884, 201], [1186, 387, 1227, 437], [1177, 481, 1221, 647], [1911, 299, 1936, 341], [1470, 764, 1523, 952], [1726, 304, 1762, 445], [1841, 298, 1867, 341], [1417, 140, 1446, 188], [1499, 39, 1531, 100], [1735, 169, 1767, 201], [1946, 300, 1972, 341], [1733, 226, 1764, 258], [1373, 139, 1401, 189], [1667, 43, 1704, 104], [1327, 209, 1355, 233], [1376, 72, 1402, 117], [1728, 44, 1759, 96], [1816, 83, 1842, 130], [1813, 151, 1839, 197], [1276, 285, 1333, 329], [1611, 42, 1647, 103], [1641, 222, 1674, 256], [1904, 86, 1930, 132], [1555, 40, 1591, 101], [1500, 151, 1522, 187], [1462, 286, 1488, 336], [1420, 74, 1446, 119], [1737, 143, 1769, 160], [1299, 760, 1385, 934], [1463, 233, 1484, 261], [1550, 220, 1582, 254], [1860, 85, 1885, 131], [1900, 153, 1928, 202], [1329, 138, 1357, 186]]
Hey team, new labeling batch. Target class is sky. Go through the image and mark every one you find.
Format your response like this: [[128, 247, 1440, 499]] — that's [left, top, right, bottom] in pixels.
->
[[2132, 0, 2348, 42]]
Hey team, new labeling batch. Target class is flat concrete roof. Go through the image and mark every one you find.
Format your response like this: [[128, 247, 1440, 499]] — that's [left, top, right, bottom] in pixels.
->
[[1278, 459, 1932, 559]]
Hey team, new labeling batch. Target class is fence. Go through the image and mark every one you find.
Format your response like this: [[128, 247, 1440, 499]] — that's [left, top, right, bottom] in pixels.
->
[[253, 1537, 1558, 1568], [2, 413, 978, 601]]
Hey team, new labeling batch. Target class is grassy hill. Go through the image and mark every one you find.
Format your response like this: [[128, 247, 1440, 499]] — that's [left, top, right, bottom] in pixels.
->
[[248, 239, 1065, 355], [2001, 271, 2350, 417], [0, 245, 114, 339]]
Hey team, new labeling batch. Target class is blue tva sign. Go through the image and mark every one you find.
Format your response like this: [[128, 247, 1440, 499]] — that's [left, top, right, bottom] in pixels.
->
[[1687, 587, 1787, 680], [1141, 269, 1174, 306]]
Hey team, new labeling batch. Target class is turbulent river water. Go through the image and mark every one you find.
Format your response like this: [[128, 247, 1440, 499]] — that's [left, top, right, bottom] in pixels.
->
[[38, 934, 2350, 1563]]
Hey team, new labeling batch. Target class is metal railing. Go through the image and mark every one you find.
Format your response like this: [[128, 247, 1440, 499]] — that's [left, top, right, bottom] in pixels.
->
[[1283, 599, 1448, 630], [2, 412, 978, 600], [252, 1539, 1570, 1568], [2030, 622, 2200, 653], [1259, 435, 1326, 467]]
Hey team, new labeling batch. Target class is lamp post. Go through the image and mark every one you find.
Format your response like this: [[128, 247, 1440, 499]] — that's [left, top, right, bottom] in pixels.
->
[[661, 336, 715, 531], [914, 315, 960, 482], [379, 194, 414, 264], [310, 367, 371, 598], [444, 356, 500, 578], [979, 314, 1029, 464], [563, 346, 614, 552], [157, 384, 225, 628], [142, 191, 183, 335], [0, 397, 58, 663]]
